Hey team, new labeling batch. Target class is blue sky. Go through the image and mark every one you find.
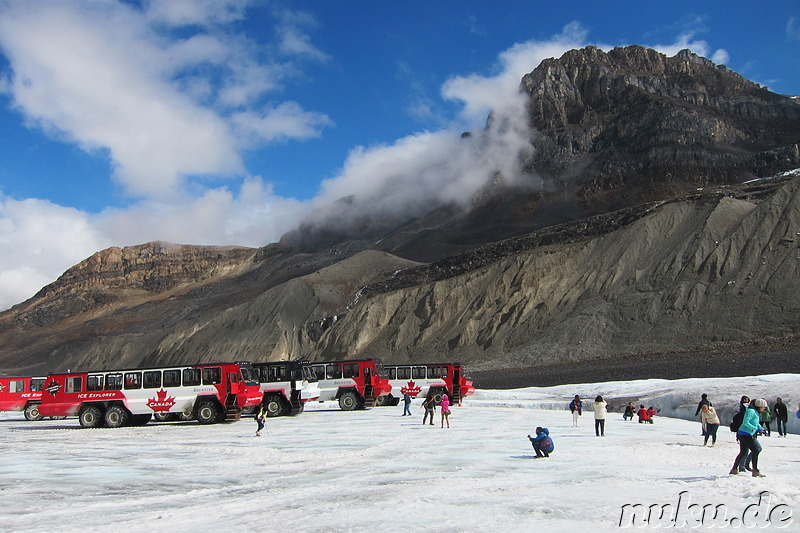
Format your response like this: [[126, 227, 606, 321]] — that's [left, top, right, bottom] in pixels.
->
[[0, 0, 799, 311]]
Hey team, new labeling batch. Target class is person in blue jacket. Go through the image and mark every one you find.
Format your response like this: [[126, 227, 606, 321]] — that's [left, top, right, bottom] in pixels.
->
[[527, 427, 554, 458], [730, 398, 767, 477]]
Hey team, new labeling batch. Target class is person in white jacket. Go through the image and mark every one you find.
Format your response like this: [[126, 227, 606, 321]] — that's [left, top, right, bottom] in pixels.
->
[[593, 395, 607, 436]]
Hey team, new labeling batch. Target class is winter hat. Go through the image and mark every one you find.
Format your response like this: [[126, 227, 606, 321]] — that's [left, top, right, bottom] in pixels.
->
[[754, 398, 768, 408]]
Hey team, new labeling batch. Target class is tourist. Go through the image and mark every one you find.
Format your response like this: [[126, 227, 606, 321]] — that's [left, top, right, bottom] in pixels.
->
[[569, 395, 582, 427], [700, 404, 720, 446], [730, 398, 767, 477], [593, 395, 607, 436], [773, 397, 788, 437], [527, 427, 554, 458], [440, 394, 451, 428]]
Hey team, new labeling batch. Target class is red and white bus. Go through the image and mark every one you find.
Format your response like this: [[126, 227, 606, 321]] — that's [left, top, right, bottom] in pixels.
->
[[309, 359, 392, 410], [0, 376, 46, 420], [250, 361, 321, 417], [378, 363, 475, 406], [38, 362, 263, 428]]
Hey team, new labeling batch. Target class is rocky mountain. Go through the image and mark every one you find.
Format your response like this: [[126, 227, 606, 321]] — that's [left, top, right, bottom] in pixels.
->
[[1, 46, 799, 386]]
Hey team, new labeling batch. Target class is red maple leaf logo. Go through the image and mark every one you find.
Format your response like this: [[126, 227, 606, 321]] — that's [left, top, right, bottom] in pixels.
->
[[401, 380, 422, 397], [146, 389, 176, 412]]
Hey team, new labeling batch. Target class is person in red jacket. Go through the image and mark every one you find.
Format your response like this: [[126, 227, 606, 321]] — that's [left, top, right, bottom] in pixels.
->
[[646, 406, 659, 423], [637, 405, 650, 424]]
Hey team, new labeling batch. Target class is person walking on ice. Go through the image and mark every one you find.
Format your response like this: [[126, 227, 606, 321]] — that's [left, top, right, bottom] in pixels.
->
[[402, 392, 412, 416], [255, 404, 266, 437]]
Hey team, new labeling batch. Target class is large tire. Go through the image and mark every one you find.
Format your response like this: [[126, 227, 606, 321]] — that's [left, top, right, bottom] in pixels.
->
[[153, 412, 172, 422], [79, 405, 104, 428], [264, 395, 290, 417], [24, 403, 43, 421], [377, 394, 401, 407], [429, 388, 446, 403], [195, 400, 222, 424], [338, 391, 362, 411], [105, 405, 131, 428]]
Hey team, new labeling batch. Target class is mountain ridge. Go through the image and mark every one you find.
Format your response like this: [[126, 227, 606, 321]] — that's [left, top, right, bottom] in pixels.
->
[[1, 45, 799, 384]]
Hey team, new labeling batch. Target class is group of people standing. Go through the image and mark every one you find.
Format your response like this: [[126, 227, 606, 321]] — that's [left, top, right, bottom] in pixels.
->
[[692, 393, 792, 478], [405, 392, 451, 428]]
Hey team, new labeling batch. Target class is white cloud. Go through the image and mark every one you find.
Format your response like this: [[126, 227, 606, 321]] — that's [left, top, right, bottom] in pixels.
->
[[0, 1, 329, 200], [0, 195, 108, 311], [144, 0, 252, 27], [650, 30, 728, 65], [231, 102, 333, 145]]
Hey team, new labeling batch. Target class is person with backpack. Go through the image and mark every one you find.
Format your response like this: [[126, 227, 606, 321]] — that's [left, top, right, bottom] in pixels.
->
[[730, 396, 751, 472], [421, 395, 436, 426], [730, 398, 768, 477], [774, 397, 788, 437], [527, 427, 554, 458], [569, 395, 582, 427]]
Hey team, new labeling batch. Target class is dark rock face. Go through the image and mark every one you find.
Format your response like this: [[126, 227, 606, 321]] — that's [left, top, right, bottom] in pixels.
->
[[523, 46, 800, 205]]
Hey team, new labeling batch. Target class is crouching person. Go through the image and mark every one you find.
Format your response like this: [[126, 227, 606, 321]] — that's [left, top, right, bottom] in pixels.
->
[[527, 427, 554, 458]]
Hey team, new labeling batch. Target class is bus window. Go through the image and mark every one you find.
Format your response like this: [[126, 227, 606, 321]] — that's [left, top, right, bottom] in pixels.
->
[[106, 373, 123, 390], [143, 371, 161, 389], [311, 365, 325, 381], [183, 368, 201, 387], [326, 365, 342, 379], [87, 375, 104, 392], [29, 378, 45, 392], [342, 364, 359, 379], [163, 370, 181, 387], [396, 367, 411, 380], [267, 365, 286, 382], [412, 367, 426, 379], [203, 367, 222, 385], [9, 380, 24, 393], [303, 366, 318, 382], [239, 367, 257, 383], [124, 372, 142, 390], [428, 367, 442, 379], [66, 376, 83, 393], [386, 367, 396, 379]]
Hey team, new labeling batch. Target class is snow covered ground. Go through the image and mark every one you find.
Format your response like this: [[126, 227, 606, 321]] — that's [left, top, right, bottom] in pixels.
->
[[1, 374, 799, 532]]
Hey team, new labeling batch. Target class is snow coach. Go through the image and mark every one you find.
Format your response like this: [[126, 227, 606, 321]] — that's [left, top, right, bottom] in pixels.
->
[[37, 362, 262, 428], [378, 363, 475, 406], [249, 361, 321, 417], [0, 376, 46, 420], [309, 359, 392, 410]]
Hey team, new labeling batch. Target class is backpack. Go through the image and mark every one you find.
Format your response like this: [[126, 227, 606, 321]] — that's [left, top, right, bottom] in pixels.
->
[[729, 410, 744, 432], [540, 436, 554, 453]]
